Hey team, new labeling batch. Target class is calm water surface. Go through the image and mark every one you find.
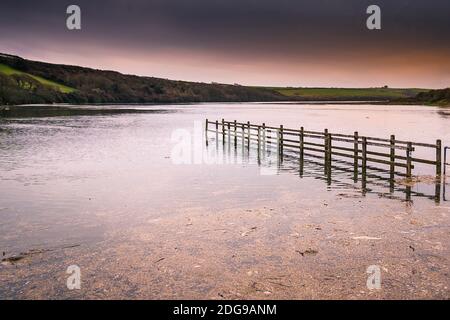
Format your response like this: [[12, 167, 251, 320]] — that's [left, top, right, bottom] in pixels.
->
[[1, 103, 449, 255]]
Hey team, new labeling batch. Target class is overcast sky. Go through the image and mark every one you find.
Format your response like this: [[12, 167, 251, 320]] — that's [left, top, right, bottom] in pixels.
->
[[1, 0, 449, 88]]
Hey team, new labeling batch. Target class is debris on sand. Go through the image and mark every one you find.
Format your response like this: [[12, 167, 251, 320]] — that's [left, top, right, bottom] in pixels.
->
[[241, 226, 257, 237], [409, 218, 423, 226], [296, 248, 318, 256], [396, 175, 438, 187], [1, 249, 48, 265], [305, 224, 322, 230], [352, 236, 382, 240], [1, 245, 80, 266], [1, 255, 25, 265], [246, 270, 259, 276], [337, 193, 362, 199]]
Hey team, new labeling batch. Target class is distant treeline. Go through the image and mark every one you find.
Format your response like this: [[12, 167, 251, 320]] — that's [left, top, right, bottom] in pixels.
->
[[411, 88, 450, 106], [0, 53, 284, 105]]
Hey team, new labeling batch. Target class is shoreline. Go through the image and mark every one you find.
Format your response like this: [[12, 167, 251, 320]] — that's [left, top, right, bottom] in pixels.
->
[[2, 100, 449, 108]]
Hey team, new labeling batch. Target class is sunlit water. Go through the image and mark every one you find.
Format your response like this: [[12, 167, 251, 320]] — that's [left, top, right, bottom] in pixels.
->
[[1, 103, 449, 256]]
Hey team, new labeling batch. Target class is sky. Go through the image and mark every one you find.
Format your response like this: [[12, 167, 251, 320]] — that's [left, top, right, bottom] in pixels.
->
[[0, 0, 449, 88]]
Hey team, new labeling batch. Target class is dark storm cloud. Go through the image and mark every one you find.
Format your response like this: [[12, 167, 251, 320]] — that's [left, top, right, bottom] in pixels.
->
[[0, 0, 449, 87], [2, 0, 449, 52]]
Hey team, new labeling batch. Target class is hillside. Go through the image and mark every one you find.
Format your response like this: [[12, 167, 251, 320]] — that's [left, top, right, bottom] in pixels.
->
[[0, 53, 284, 105], [0, 53, 446, 106], [0, 63, 75, 93]]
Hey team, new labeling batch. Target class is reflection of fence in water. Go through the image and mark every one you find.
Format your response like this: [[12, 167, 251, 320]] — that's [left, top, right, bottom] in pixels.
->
[[205, 119, 444, 203]]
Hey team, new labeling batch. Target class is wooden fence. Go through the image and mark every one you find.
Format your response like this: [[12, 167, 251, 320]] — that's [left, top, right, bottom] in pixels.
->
[[206, 119, 443, 179], [445, 147, 450, 202]]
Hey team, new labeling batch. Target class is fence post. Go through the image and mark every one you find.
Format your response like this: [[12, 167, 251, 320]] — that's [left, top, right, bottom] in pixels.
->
[[436, 139, 442, 177], [299, 126, 304, 176], [406, 142, 412, 178], [390, 135, 396, 177], [279, 125, 284, 156], [205, 119, 208, 132], [257, 126, 261, 151], [300, 126, 304, 161], [232, 120, 237, 145], [221, 119, 225, 144], [324, 129, 328, 166], [353, 132, 359, 180], [246, 121, 250, 147], [241, 124, 245, 152], [227, 122, 231, 144], [262, 123, 266, 149], [327, 133, 332, 164], [362, 137, 367, 176]]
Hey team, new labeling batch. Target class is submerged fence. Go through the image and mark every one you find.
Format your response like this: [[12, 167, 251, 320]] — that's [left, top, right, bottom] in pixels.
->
[[205, 119, 443, 179]]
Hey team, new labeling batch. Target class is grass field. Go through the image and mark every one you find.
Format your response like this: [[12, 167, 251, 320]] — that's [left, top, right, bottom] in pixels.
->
[[0, 63, 75, 93], [266, 87, 427, 100]]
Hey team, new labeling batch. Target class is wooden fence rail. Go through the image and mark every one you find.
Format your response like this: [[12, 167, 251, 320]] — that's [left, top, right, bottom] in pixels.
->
[[205, 119, 443, 178]]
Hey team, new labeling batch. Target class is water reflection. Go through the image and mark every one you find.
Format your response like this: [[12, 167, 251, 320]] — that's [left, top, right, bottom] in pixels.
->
[[444, 177, 449, 201], [206, 132, 443, 203], [0, 105, 174, 118], [437, 109, 450, 119]]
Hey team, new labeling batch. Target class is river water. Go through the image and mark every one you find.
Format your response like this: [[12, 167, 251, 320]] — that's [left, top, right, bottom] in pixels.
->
[[0, 103, 449, 299]]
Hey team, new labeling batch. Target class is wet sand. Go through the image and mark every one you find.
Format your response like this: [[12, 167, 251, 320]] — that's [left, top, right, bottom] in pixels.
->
[[1, 190, 449, 299]]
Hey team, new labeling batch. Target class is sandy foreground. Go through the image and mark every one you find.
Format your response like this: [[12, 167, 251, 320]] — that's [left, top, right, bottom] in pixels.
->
[[1, 188, 449, 300]]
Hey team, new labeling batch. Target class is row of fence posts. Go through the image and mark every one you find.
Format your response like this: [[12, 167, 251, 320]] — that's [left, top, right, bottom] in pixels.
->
[[205, 118, 444, 180]]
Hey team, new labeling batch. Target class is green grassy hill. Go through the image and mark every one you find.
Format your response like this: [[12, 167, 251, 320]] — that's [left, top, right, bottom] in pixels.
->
[[0, 63, 75, 93], [266, 87, 427, 101]]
